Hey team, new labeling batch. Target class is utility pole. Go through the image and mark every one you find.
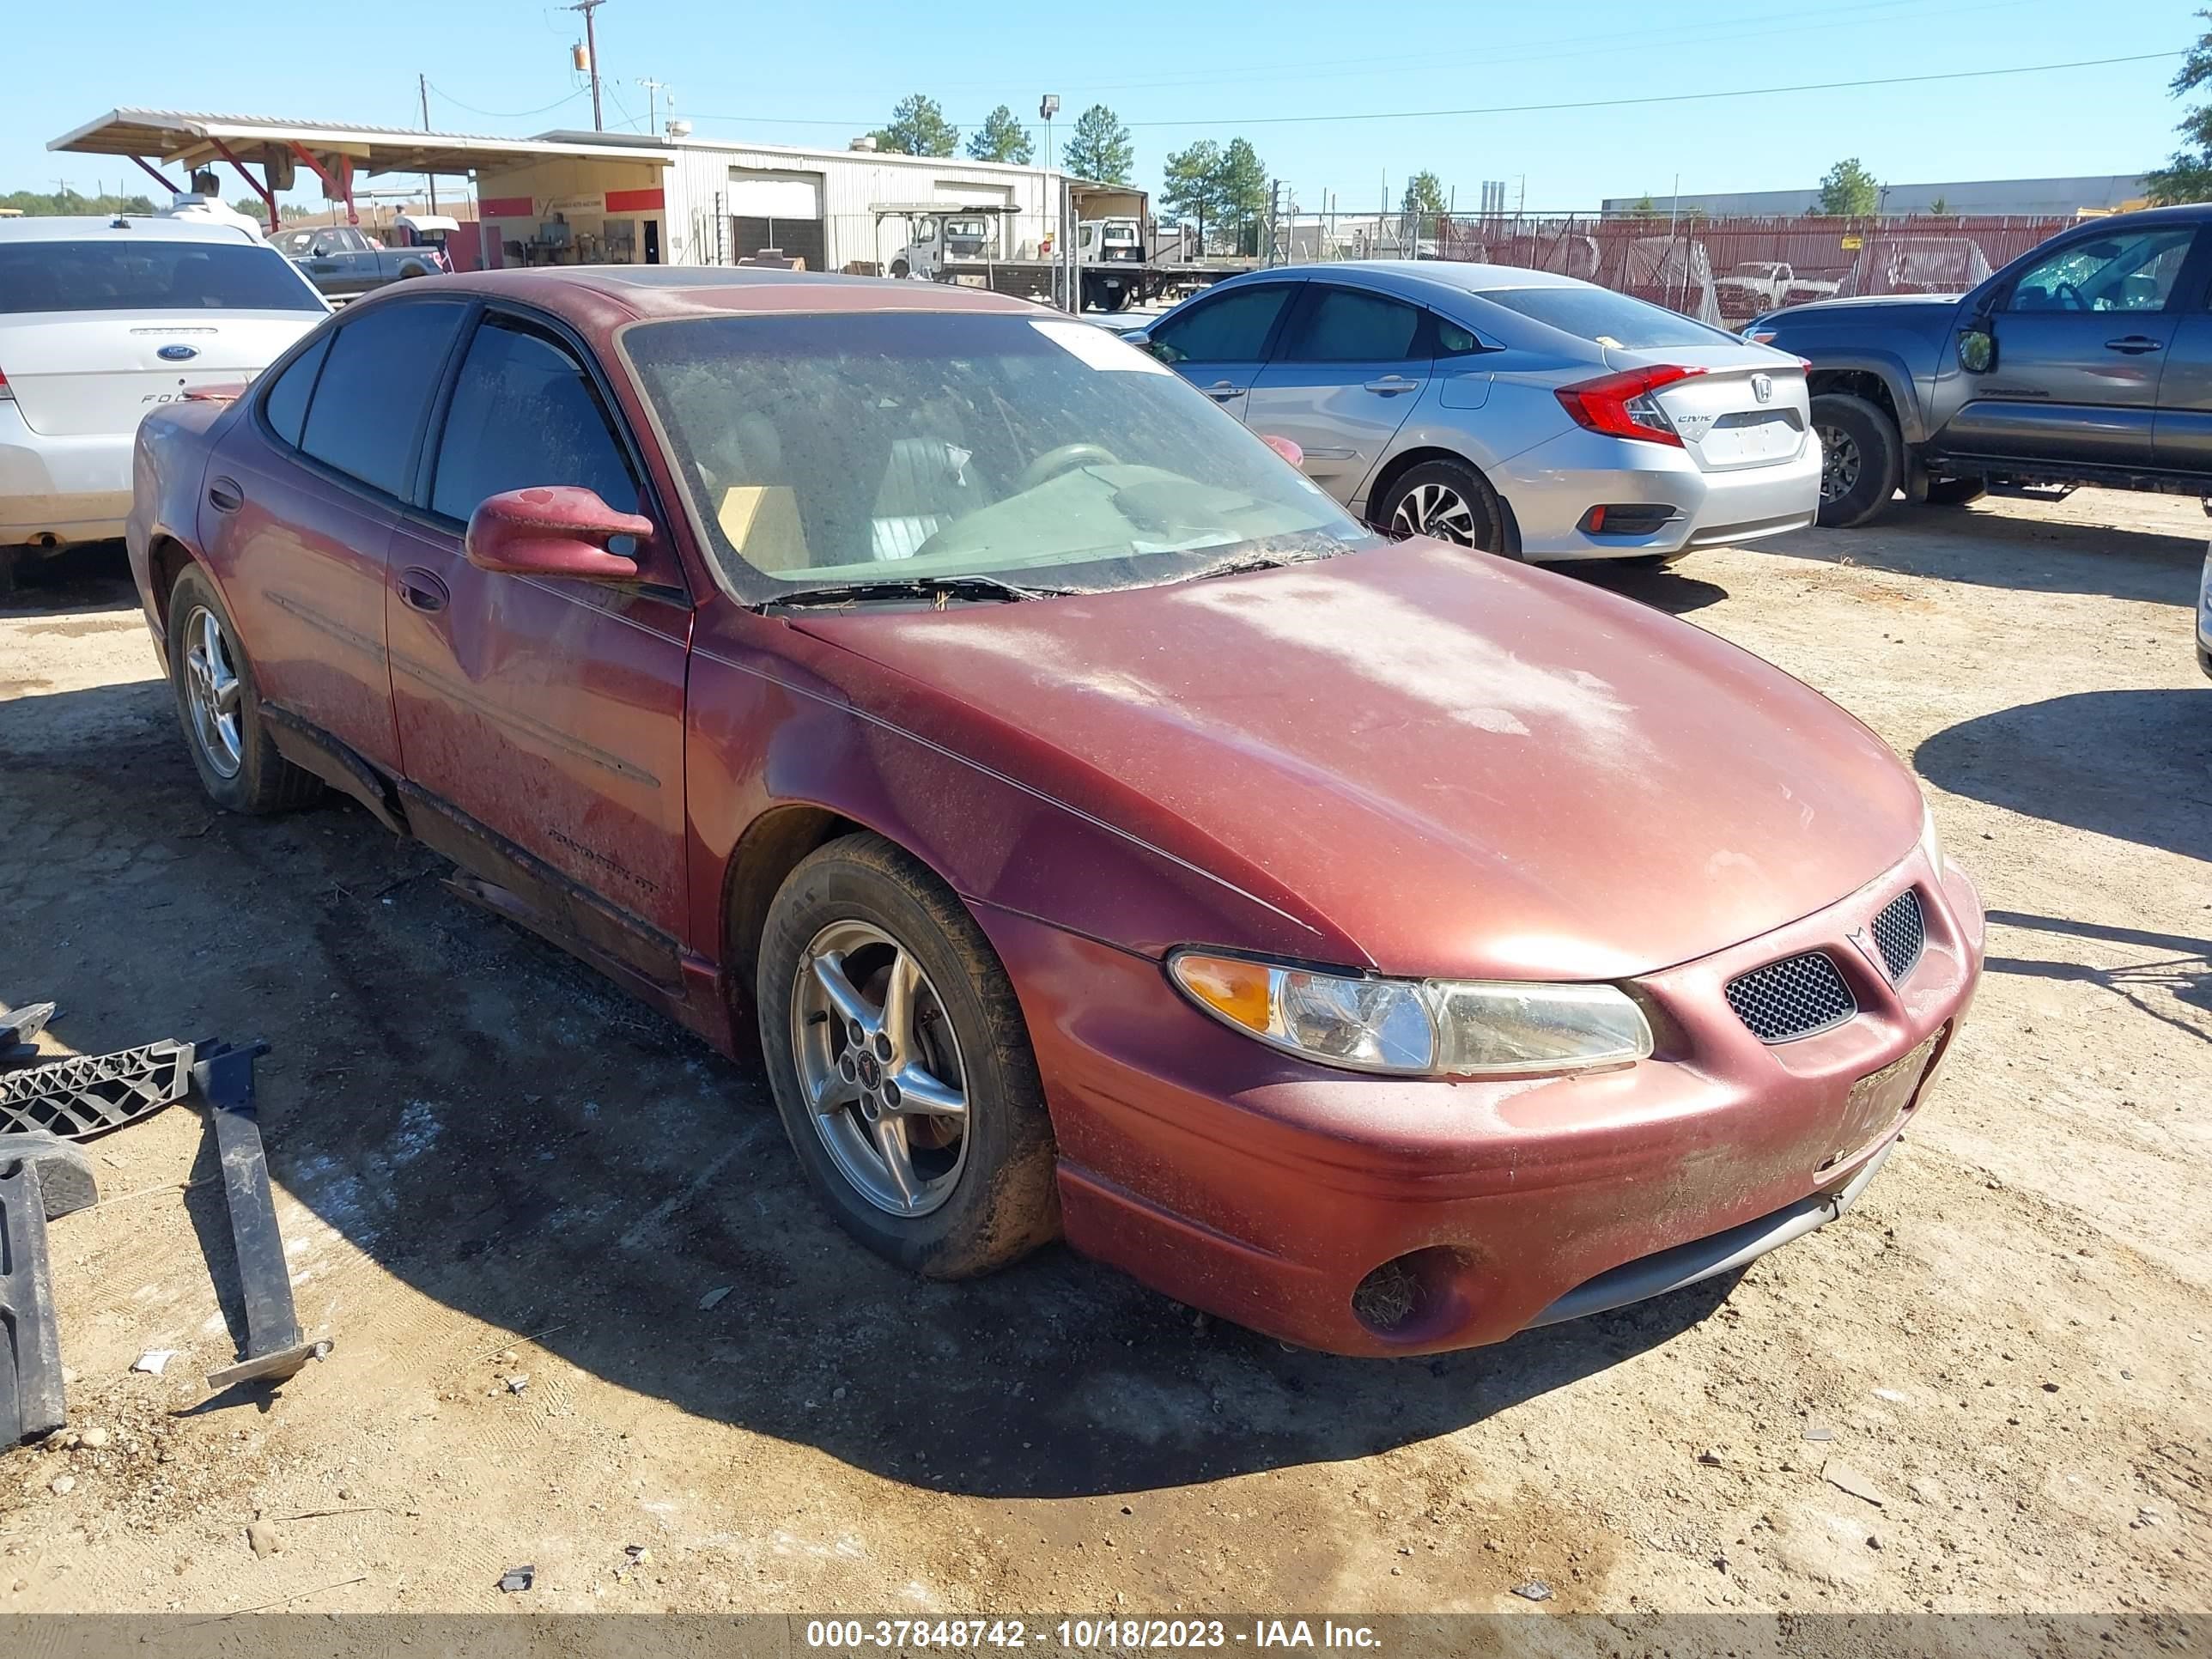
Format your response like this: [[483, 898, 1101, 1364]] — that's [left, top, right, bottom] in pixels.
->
[[419, 73, 438, 212], [569, 0, 606, 132], [637, 76, 667, 136]]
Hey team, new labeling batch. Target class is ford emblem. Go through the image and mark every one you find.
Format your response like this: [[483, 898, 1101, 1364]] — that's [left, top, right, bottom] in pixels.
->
[[1751, 373, 1772, 404], [157, 343, 199, 362]]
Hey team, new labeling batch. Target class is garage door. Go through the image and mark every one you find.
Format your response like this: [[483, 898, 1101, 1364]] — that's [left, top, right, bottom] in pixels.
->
[[729, 171, 825, 270], [732, 216, 826, 270]]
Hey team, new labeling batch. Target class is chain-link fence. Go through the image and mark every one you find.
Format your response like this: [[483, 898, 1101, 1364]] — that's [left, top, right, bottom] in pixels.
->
[[1239, 210, 2077, 328]]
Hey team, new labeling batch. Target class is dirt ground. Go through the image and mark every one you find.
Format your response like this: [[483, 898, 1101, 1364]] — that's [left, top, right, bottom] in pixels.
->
[[0, 489, 2207, 1626]]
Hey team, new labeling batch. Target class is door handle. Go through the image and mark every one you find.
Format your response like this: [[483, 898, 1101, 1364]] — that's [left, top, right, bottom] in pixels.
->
[[397, 568, 449, 613], [2104, 336, 2164, 354], [206, 477, 243, 513], [1363, 375, 1419, 394], [1204, 380, 1245, 400]]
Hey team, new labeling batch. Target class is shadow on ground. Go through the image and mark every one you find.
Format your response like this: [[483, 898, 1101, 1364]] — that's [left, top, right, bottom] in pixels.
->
[[1982, 908, 2212, 1039], [1, 541, 138, 617], [1752, 501, 2205, 605], [0, 677, 1735, 1501], [1916, 689, 2212, 862], [1563, 560, 1728, 617]]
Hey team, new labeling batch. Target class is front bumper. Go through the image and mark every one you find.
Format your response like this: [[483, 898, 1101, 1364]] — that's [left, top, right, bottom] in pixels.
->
[[0, 405, 132, 549], [2197, 547, 2212, 681], [976, 844, 1982, 1358], [1493, 425, 1822, 562]]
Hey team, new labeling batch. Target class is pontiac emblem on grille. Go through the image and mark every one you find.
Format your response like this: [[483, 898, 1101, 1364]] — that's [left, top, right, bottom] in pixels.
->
[[1751, 373, 1773, 404], [1845, 926, 1887, 979]]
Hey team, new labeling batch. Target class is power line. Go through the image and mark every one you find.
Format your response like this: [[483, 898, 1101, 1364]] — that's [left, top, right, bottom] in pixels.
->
[[428, 82, 589, 120]]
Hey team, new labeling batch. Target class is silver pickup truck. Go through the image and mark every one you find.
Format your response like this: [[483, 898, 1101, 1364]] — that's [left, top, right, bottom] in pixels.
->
[[271, 222, 449, 297]]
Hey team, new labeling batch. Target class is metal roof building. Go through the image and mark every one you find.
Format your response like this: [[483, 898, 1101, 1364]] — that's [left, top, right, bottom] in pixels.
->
[[1600, 175, 2151, 219]]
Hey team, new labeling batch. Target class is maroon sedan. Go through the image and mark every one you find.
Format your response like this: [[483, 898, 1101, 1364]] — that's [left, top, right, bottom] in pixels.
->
[[127, 269, 1983, 1356]]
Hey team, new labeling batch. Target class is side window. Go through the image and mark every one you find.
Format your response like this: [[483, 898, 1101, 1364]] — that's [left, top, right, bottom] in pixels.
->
[[1433, 315, 1486, 356], [1148, 283, 1296, 364], [429, 316, 642, 532], [2005, 228, 2196, 313], [1281, 286, 1425, 362], [260, 332, 331, 448], [297, 301, 467, 498]]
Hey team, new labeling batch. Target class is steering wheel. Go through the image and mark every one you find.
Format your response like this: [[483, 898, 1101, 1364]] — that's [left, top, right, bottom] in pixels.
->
[[1017, 443, 1119, 492], [2054, 280, 2086, 313]]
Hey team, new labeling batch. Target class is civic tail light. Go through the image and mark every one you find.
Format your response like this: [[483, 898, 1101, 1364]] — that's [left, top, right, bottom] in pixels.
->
[[0, 367, 12, 402], [1557, 365, 1705, 446]]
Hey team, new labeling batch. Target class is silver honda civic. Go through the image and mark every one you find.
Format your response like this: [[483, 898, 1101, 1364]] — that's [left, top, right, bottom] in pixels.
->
[[1127, 262, 1820, 562]]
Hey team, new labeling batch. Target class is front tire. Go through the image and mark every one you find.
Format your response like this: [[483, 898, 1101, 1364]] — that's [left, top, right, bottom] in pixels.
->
[[166, 565, 320, 815], [1373, 458, 1510, 555], [1812, 392, 1903, 528], [757, 833, 1060, 1279]]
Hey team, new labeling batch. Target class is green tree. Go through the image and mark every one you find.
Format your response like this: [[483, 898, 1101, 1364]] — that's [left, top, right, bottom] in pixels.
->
[[1061, 104, 1133, 184], [1160, 140, 1223, 250], [966, 105, 1034, 165], [1927, 195, 1951, 216], [1214, 137, 1270, 234], [2, 188, 156, 216], [1400, 170, 1447, 216], [2148, 11, 2212, 204], [1817, 157, 1881, 216], [1626, 193, 1658, 219], [872, 94, 958, 159]]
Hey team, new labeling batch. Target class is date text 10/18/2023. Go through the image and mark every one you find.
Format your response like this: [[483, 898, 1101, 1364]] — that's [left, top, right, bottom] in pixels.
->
[[804, 1619, 1384, 1650]]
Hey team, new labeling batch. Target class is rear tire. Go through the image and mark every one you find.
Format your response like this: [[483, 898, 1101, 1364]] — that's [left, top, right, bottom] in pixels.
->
[[1925, 477, 1986, 507], [1373, 458, 1510, 555], [1812, 392, 1903, 529], [166, 565, 321, 816], [757, 832, 1060, 1279]]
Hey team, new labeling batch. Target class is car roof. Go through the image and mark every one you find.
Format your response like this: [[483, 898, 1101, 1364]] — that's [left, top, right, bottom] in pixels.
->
[[0, 213, 265, 246], [1206, 259, 1594, 304], [411, 264, 1048, 322]]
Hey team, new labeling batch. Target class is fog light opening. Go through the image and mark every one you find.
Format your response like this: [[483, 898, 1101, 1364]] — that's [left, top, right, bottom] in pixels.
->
[[1578, 503, 1678, 537], [1351, 1246, 1480, 1342]]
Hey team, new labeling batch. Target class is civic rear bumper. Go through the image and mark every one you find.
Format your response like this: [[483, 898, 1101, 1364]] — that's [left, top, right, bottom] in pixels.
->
[[974, 846, 1982, 1358], [1495, 428, 1821, 562]]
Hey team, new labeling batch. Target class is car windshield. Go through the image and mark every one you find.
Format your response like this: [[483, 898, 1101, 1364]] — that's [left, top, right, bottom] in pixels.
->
[[0, 240, 322, 314], [624, 310, 1378, 598], [1477, 283, 1732, 349]]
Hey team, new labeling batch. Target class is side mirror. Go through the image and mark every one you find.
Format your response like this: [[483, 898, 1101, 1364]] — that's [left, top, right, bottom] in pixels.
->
[[465, 487, 651, 580], [1959, 326, 1996, 374], [1259, 433, 1304, 467]]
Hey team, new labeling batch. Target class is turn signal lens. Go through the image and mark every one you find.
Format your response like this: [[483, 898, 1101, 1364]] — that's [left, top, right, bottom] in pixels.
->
[[1168, 951, 1651, 1078]]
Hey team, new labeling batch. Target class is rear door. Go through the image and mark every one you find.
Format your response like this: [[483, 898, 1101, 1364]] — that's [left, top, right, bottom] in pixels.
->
[[206, 295, 471, 774], [1243, 280, 1433, 501], [1145, 279, 1304, 419], [1942, 223, 2198, 467], [0, 236, 325, 435]]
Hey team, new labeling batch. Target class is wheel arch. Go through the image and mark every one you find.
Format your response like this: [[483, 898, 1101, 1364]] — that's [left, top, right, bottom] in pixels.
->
[[148, 534, 202, 640], [720, 803, 872, 998], [1806, 359, 1920, 446], [1360, 445, 1522, 555]]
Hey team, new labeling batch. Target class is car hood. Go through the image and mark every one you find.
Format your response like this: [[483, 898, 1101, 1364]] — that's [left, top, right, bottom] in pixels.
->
[[1763, 293, 1962, 325], [792, 542, 1924, 981]]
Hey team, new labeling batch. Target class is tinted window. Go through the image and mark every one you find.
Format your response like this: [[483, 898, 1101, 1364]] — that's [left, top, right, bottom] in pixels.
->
[[1476, 284, 1730, 349], [1149, 283, 1296, 363], [297, 301, 466, 498], [261, 332, 331, 448], [430, 318, 641, 524], [1436, 316, 1485, 356], [1283, 287, 1425, 362], [0, 240, 323, 314], [2006, 228, 2196, 313]]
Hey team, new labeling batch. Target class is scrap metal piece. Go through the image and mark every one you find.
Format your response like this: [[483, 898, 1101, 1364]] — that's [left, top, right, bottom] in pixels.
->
[[1, 1135, 98, 1445], [192, 1042, 330, 1391], [0, 1040, 197, 1139], [0, 1002, 59, 1069]]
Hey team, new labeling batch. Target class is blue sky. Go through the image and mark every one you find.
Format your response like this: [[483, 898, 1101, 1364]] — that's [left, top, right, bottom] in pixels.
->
[[8, 0, 2203, 210]]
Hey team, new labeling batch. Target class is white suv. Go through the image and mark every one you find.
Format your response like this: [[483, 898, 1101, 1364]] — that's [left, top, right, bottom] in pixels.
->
[[1, 214, 326, 590]]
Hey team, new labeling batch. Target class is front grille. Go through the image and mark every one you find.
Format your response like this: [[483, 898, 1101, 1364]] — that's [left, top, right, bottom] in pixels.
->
[[1870, 888, 1926, 982], [1725, 951, 1857, 1042]]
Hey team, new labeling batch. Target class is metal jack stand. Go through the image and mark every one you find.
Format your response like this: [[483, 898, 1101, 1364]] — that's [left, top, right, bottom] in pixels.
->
[[0, 1133, 98, 1443], [193, 1043, 331, 1391]]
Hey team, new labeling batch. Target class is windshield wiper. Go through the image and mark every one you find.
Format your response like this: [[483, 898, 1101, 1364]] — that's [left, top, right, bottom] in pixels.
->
[[756, 573, 1074, 611]]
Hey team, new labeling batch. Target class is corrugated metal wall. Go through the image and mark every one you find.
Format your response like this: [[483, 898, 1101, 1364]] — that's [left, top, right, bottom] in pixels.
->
[[660, 141, 1066, 273]]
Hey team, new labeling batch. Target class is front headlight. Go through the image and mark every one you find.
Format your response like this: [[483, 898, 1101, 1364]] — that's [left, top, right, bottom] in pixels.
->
[[1920, 799, 1945, 872], [1168, 951, 1653, 1078]]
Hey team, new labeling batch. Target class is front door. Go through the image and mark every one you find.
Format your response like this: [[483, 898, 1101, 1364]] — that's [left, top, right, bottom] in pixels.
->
[[1942, 224, 2198, 468], [1147, 279, 1304, 422], [385, 307, 692, 977], [1243, 281, 1433, 503]]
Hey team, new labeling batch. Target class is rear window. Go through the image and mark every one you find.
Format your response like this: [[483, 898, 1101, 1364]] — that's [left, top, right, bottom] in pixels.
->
[[0, 240, 323, 314], [1478, 285, 1729, 349]]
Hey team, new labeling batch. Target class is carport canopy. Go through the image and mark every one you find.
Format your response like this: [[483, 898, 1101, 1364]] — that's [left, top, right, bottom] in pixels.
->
[[50, 108, 672, 233]]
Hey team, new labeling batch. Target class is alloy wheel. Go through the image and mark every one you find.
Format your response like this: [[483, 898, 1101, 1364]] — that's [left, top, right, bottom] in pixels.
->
[[1389, 482, 1482, 545], [789, 919, 971, 1218], [181, 605, 244, 779], [1816, 424, 1861, 502]]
